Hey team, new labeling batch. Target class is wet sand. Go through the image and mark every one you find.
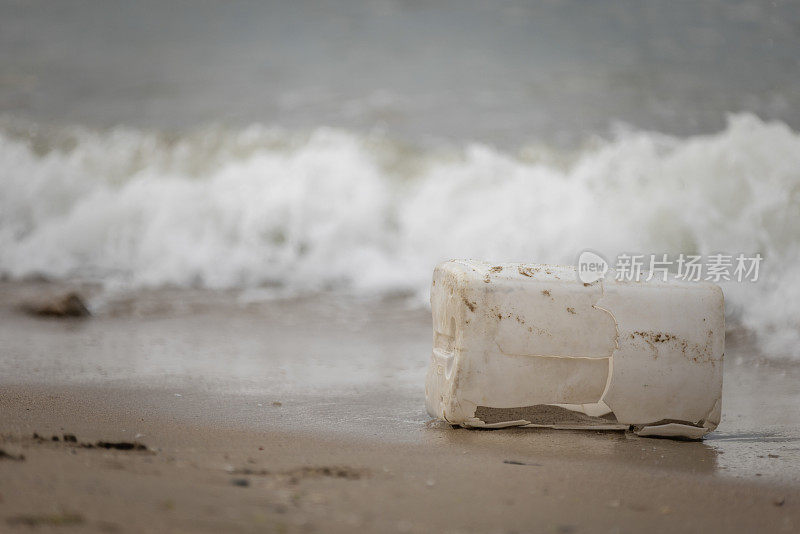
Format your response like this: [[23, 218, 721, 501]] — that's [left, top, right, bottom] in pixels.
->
[[1, 281, 799, 532]]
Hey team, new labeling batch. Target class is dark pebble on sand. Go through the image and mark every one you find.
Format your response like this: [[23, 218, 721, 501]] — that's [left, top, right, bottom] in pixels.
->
[[0, 449, 25, 461], [22, 292, 90, 318], [231, 478, 250, 487], [94, 441, 148, 451], [503, 459, 541, 466]]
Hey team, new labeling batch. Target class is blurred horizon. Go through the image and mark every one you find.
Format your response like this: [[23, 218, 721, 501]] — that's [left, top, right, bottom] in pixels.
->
[[2, 0, 799, 147]]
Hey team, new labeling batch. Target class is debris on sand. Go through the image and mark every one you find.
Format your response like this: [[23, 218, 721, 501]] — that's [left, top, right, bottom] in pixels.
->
[[21, 292, 91, 318], [229, 465, 368, 483], [502, 459, 541, 466], [90, 441, 149, 451], [231, 478, 251, 487], [283, 466, 367, 481], [427, 260, 724, 440], [7, 512, 84, 527], [30, 432, 150, 452], [0, 448, 25, 461]]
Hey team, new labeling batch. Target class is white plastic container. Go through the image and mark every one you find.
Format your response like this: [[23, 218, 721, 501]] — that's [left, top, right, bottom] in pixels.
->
[[425, 260, 724, 439]]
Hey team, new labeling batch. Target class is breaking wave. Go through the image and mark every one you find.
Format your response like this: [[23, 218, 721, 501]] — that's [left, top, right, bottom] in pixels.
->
[[1, 114, 799, 358]]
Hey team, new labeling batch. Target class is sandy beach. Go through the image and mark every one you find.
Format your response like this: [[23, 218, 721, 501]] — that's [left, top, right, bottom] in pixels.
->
[[1, 281, 798, 533]]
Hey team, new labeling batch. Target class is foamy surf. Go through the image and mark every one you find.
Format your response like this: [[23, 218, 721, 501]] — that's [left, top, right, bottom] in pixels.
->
[[1, 114, 799, 358]]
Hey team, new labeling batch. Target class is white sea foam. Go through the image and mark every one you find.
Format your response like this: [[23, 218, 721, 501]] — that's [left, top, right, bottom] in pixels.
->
[[1, 115, 799, 357]]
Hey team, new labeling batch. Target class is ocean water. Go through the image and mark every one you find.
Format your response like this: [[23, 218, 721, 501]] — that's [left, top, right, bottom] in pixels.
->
[[3, 115, 800, 358], [1, 1, 799, 357]]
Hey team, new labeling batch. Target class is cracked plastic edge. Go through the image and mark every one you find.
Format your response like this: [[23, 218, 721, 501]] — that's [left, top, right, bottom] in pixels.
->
[[635, 423, 707, 440]]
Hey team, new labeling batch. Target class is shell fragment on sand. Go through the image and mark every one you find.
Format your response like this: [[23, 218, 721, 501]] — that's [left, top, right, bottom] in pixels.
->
[[424, 260, 724, 440]]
